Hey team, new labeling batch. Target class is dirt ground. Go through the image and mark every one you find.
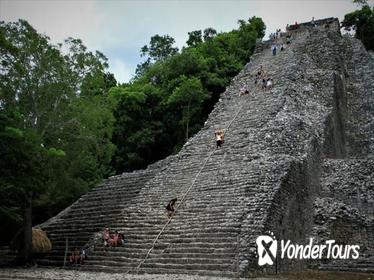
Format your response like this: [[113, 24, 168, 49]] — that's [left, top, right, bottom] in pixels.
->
[[0, 268, 373, 280]]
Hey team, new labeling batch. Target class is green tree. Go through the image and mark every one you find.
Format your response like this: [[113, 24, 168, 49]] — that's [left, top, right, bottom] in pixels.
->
[[136, 34, 179, 79], [342, 4, 374, 50], [0, 22, 72, 258], [0, 113, 45, 263], [203, 27, 217, 41], [353, 0, 368, 5], [64, 37, 111, 96], [167, 76, 208, 141], [135, 57, 151, 78], [0, 20, 116, 261], [110, 83, 164, 172], [104, 72, 117, 90], [186, 30, 203, 47], [141, 34, 179, 62]]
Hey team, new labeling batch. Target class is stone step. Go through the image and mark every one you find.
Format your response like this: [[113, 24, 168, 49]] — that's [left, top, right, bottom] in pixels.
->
[[144, 256, 234, 265], [137, 267, 237, 278], [56, 208, 246, 221], [65, 264, 237, 278], [43, 226, 241, 238], [139, 261, 235, 271], [50, 240, 237, 252], [49, 235, 238, 244], [45, 222, 241, 234], [319, 264, 374, 273], [90, 250, 236, 259]]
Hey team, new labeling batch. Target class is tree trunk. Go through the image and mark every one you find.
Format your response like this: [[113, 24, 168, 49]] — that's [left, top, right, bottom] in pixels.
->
[[23, 194, 33, 265]]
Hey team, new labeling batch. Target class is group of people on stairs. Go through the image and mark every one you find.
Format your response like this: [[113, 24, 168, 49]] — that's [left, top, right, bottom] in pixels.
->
[[254, 65, 274, 90], [102, 227, 126, 247], [69, 247, 86, 265]]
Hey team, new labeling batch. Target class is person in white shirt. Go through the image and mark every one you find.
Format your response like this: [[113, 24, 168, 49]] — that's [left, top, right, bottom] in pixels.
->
[[266, 78, 273, 89], [215, 130, 224, 148]]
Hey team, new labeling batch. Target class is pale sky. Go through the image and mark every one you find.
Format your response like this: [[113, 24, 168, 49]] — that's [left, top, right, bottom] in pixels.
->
[[0, 0, 368, 83]]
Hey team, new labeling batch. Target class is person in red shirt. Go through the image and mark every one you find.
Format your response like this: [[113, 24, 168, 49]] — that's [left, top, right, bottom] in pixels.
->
[[110, 231, 119, 247]]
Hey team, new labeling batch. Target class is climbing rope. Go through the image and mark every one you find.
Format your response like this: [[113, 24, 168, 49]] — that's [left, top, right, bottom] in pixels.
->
[[133, 93, 250, 272]]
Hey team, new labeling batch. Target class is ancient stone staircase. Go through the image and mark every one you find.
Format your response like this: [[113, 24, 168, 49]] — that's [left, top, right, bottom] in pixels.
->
[[35, 18, 373, 277], [36, 160, 169, 266]]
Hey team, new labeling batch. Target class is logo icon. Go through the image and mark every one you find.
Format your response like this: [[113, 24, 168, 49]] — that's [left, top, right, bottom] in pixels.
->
[[256, 235, 277, 266]]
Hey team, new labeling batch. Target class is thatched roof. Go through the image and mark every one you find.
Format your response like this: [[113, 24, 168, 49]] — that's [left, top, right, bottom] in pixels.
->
[[32, 228, 52, 253]]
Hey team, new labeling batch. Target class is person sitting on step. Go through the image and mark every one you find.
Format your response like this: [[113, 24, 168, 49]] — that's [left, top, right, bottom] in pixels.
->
[[69, 247, 80, 265], [239, 87, 249, 96], [166, 198, 177, 219], [109, 231, 119, 247], [103, 227, 110, 247], [80, 248, 87, 264], [266, 78, 273, 89], [118, 232, 125, 246], [254, 66, 264, 85], [262, 78, 267, 90]]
